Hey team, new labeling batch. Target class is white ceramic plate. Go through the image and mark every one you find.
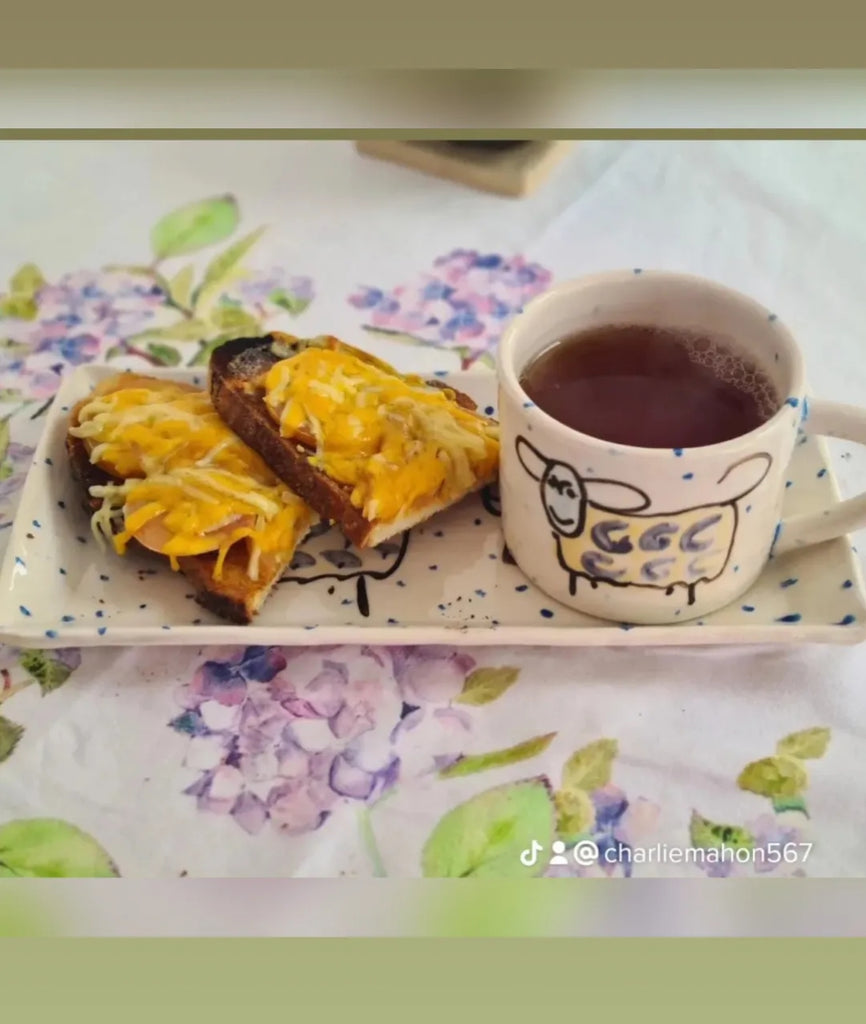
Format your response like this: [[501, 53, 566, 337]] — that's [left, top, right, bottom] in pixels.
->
[[0, 364, 864, 649]]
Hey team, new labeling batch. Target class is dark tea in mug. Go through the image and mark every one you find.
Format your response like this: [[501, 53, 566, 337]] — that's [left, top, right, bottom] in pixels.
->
[[518, 324, 779, 449]]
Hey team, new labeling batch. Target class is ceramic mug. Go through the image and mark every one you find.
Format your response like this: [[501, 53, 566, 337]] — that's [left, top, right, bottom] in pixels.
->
[[496, 269, 866, 626]]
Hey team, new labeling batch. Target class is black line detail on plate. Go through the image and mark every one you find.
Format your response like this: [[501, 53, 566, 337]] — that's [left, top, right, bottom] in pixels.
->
[[280, 529, 411, 619], [481, 483, 501, 518], [322, 549, 363, 570], [357, 576, 370, 617]]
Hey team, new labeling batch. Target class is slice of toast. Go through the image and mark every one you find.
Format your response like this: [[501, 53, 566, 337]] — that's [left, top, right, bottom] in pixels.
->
[[66, 373, 315, 625], [209, 334, 500, 548]]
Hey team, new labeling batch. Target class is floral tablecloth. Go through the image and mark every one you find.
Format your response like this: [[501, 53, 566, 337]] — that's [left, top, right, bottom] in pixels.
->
[[1, 139, 866, 879]]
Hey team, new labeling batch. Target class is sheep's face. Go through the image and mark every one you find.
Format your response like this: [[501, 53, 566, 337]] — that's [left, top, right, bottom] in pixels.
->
[[515, 434, 651, 541], [541, 462, 585, 538]]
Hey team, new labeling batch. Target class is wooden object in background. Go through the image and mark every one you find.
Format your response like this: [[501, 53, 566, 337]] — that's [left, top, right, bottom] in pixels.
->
[[354, 140, 574, 198]]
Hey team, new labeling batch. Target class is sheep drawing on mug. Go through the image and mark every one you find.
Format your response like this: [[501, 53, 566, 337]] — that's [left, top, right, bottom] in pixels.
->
[[515, 437, 773, 606]]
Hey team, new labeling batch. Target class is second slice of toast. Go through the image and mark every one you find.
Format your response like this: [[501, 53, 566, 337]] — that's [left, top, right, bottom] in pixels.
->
[[209, 334, 500, 548], [67, 372, 316, 624]]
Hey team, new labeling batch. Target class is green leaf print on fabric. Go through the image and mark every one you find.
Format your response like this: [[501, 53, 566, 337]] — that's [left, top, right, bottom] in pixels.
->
[[438, 732, 556, 779], [270, 289, 311, 316], [0, 417, 10, 465], [197, 227, 267, 297], [561, 738, 618, 793], [145, 344, 183, 367], [687, 728, 831, 876], [150, 194, 240, 261], [690, 811, 755, 851], [357, 806, 387, 878], [0, 716, 24, 763], [736, 728, 830, 819], [19, 650, 76, 695], [10, 264, 45, 300], [209, 307, 262, 340], [737, 755, 808, 799], [0, 264, 44, 321], [771, 794, 809, 816], [0, 295, 37, 320], [167, 264, 196, 311], [127, 320, 210, 345], [0, 652, 81, 767], [421, 777, 555, 878], [454, 666, 520, 706], [0, 819, 119, 877], [553, 786, 596, 842], [776, 727, 831, 760], [106, 318, 211, 367]]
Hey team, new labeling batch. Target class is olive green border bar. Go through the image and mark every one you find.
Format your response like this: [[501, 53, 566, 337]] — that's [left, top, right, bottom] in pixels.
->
[[4, 130, 866, 140], [2, 5, 866, 67], [2, 939, 865, 1014]]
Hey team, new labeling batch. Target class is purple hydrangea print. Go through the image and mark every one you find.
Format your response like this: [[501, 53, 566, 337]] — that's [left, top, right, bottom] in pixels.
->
[[0, 270, 166, 400], [390, 646, 477, 704], [0, 194, 317, 392], [0, 266, 317, 396], [348, 249, 553, 369], [220, 270, 315, 319], [170, 645, 480, 836]]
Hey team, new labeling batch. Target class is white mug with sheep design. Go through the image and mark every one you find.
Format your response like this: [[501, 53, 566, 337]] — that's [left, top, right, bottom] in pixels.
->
[[497, 270, 866, 625]]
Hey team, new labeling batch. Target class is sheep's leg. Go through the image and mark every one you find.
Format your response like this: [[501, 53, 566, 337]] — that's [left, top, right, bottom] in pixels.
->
[[687, 583, 697, 605], [569, 573, 577, 596]]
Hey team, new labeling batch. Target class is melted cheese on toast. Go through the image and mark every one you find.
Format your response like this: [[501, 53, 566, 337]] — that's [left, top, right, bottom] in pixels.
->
[[261, 347, 500, 523], [69, 376, 313, 581]]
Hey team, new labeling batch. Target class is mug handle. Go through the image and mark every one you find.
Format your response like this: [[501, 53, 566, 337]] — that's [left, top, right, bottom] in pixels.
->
[[773, 400, 866, 556]]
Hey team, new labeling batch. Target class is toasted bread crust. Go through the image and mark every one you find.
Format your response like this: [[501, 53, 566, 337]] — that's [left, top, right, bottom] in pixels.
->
[[209, 335, 496, 548], [66, 392, 289, 625]]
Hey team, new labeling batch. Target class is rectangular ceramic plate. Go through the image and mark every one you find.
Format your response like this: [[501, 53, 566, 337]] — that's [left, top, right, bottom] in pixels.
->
[[0, 364, 865, 649]]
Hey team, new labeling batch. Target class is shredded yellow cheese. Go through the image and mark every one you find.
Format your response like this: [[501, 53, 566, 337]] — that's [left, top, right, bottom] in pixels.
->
[[69, 379, 311, 581], [262, 347, 500, 523]]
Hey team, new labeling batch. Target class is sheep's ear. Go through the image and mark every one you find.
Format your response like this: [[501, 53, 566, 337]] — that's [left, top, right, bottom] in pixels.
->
[[716, 452, 772, 501], [585, 478, 651, 513], [515, 436, 548, 482]]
